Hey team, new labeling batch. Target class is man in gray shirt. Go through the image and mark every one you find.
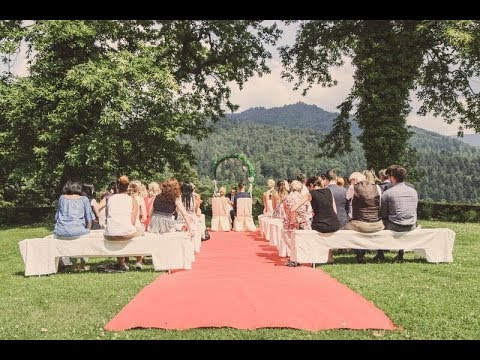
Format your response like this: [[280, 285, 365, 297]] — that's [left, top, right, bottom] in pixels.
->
[[378, 165, 418, 262]]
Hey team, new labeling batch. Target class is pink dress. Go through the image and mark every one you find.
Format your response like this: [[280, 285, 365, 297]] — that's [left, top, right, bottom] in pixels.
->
[[144, 195, 156, 231]]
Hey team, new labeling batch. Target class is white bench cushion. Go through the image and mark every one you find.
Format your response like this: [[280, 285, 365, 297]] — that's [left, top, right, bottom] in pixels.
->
[[18, 230, 195, 276], [289, 228, 455, 264]]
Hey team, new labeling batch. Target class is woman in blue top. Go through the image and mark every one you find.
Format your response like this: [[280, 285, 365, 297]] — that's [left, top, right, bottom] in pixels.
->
[[53, 181, 93, 271]]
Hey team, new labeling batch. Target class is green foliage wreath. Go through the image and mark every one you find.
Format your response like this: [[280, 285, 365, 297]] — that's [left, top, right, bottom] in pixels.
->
[[213, 153, 256, 183]]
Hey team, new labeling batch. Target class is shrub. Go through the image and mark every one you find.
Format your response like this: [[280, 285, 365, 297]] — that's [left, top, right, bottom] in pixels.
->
[[0, 207, 55, 226], [417, 201, 480, 223]]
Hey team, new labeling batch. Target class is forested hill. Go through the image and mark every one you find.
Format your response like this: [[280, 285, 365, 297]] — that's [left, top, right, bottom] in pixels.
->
[[227, 102, 360, 133], [191, 102, 480, 204]]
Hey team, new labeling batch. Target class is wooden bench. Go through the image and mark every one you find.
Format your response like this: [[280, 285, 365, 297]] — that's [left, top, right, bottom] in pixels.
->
[[18, 230, 195, 276], [286, 228, 455, 264]]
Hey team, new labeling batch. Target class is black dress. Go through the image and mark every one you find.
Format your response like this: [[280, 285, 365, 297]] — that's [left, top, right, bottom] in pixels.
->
[[310, 188, 341, 233]]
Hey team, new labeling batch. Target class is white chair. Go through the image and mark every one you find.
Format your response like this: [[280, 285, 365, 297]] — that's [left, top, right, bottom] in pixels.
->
[[233, 197, 256, 231], [210, 197, 231, 231]]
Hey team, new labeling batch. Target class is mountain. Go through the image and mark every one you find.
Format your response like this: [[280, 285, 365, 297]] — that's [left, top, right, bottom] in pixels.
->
[[190, 102, 480, 204], [227, 102, 361, 134]]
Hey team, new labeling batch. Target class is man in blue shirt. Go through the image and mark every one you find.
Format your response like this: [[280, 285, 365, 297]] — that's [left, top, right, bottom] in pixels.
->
[[230, 182, 251, 221]]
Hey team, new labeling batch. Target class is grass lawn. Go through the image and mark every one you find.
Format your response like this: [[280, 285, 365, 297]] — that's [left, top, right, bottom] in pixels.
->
[[0, 220, 478, 339]]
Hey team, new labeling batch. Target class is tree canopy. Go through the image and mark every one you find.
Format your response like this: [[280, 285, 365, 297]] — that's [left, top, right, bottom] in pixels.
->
[[0, 20, 280, 204], [280, 20, 480, 170]]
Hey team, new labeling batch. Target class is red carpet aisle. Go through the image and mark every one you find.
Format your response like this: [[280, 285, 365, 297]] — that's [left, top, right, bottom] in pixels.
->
[[105, 231, 396, 331]]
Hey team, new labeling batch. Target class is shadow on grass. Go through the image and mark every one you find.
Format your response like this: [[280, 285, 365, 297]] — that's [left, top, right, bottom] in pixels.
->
[[15, 257, 161, 277]]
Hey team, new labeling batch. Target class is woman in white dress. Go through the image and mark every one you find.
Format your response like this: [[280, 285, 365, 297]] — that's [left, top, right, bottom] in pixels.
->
[[104, 176, 144, 270], [262, 179, 276, 216]]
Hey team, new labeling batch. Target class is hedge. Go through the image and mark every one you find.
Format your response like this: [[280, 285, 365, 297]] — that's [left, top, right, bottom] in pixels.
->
[[0, 207, 56, 226], [417, 200, 480, 222]]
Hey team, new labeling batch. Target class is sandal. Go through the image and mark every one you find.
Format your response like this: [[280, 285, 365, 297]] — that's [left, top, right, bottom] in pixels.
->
[[74, 265, 90, 272], [286, 260, 300, 267]]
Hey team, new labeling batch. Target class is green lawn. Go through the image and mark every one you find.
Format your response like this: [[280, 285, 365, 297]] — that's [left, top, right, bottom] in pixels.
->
[[1, 220, 478, 339]]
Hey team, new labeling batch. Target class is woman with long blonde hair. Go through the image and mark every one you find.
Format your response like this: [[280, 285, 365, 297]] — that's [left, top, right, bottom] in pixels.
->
[[263, 179, 276, 216], [272, 180, 289, 219], [143, 181, 160, 231]]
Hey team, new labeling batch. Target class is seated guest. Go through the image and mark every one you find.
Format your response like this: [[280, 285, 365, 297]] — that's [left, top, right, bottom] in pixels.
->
[[97, 191, 108, 229], [336, 177, 345, 187], [363, 169, 381, 186], [292, 176, 340, 264], [192, 183, 203, 216], [230, 182, 251, 224], [82, 183, 101, 230], [306, 176, 316, 190], [378, 169, 392, 192], [53, 180, 93, 271], [344, 172, 384, 263], [175, 181, 200, 230], [378, 165, 418, 262], [104, 176, 144, 271], [272, 180, 289, 220], [325, 169, 349, 229], [228, 187, 237, 202], [298, 173, 313, 218], [284, 180, 312, 231], [283, 180, 312, 267], [127, 180, 148, 269], [219, 186, 234, 214], [97, 181, 117, 225], [143, 181, 161, 231], [263, 179, 276, 216], [149, 178, 193, 235]]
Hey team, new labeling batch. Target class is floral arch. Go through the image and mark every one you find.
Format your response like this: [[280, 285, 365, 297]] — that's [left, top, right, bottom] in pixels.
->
[[212, 153, 256, 194]]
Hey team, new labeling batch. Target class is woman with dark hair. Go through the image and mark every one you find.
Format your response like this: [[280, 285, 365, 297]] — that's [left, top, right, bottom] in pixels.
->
[[175, 182, 200, 230], [53, 180, 93, 271], [181, 182, 200, 214], [148, 178, 193, 234], [97, 180, 117, 224], [82, 183, 101, 230]]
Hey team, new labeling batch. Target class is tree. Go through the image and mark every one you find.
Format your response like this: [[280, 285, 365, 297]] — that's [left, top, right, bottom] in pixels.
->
[[280, 20, 480, 171], [0, 20, 280, 204]]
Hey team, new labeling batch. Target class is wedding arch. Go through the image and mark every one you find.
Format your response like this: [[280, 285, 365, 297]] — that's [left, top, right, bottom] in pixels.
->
[[213, 153, 256, 194]]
